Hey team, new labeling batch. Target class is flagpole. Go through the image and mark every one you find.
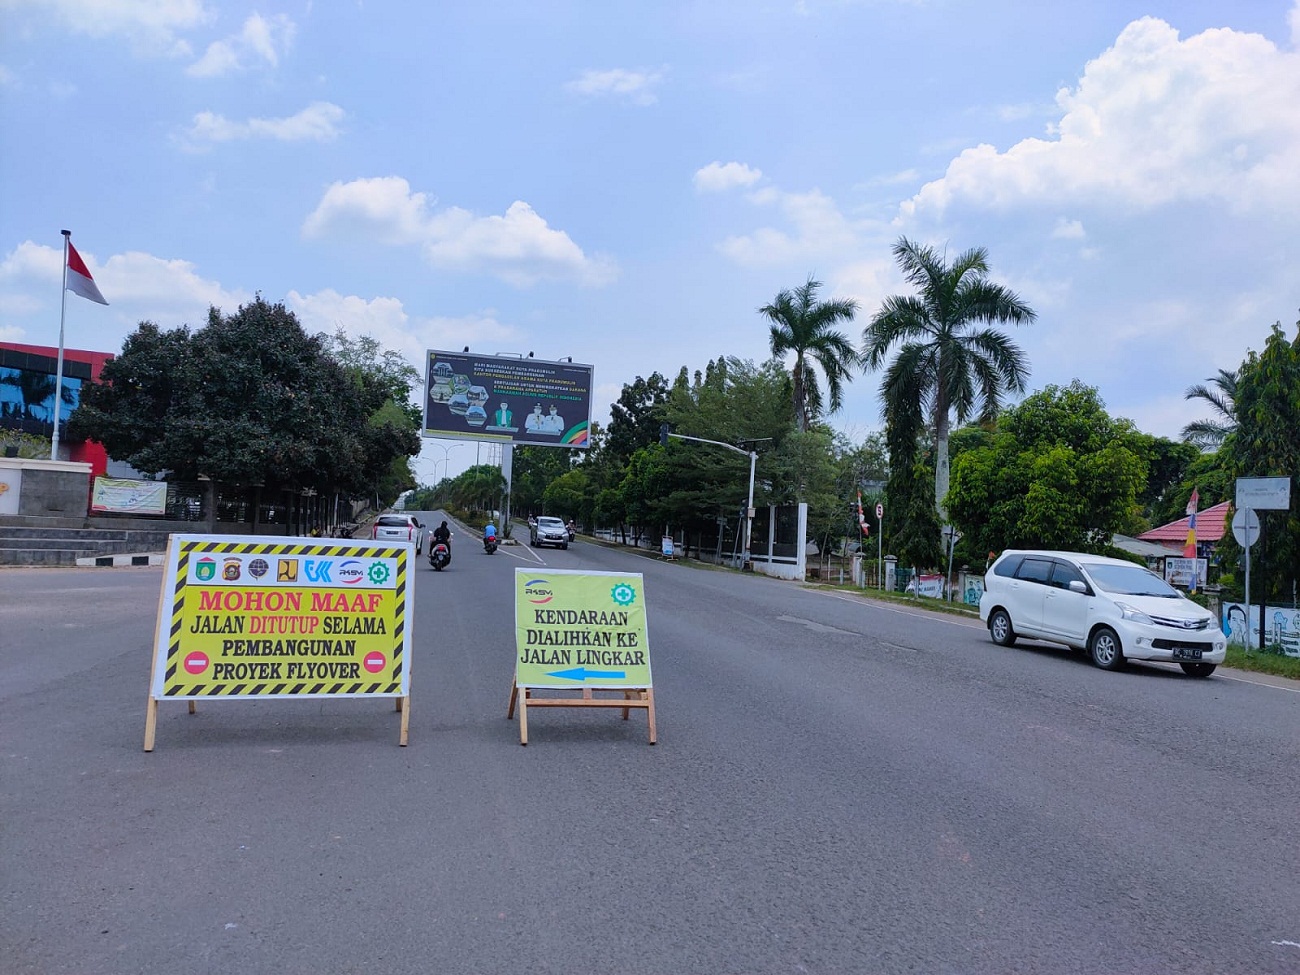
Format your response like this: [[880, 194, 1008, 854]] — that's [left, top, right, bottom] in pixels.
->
[[51, 230, 72, 460]]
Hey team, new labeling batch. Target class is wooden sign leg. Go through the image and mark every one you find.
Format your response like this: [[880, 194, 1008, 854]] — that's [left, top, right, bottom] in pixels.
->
[[646, 688, 657, 745], [143, 697, 158, 752], [399, 695, 410, 746], [507, 679, 518, 720], [518, 690, 529, 746], [189, 700, 196, 714]]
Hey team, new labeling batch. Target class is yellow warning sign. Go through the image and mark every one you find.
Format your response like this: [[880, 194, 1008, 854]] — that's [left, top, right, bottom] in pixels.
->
[[144, 534, 415, 750]]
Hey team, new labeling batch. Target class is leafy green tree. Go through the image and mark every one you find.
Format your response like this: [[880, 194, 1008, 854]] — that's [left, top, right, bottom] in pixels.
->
[[510, 444, 576, 518], [946, 381, 1147, 556], [603, 372, 671, 468], [882, 405, 943, 571], [1181, 367, 1238, 449], [863, 237, 1036, 523], [448, 464, 507, 516], [655, 357, 798, 552], [542, 468, 591, 526], [319, 329, 423, 503], [1225, 319, 1300, 602], [72, 299, 364, 490], [760, 277, 860, 431], [1129, 434, 1209, 529]]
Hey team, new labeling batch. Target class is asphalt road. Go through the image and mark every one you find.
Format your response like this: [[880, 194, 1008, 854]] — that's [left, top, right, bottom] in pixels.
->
[[2, 513, 1298, 975]]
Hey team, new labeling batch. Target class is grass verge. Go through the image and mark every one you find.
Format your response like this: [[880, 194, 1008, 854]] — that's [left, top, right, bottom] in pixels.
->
[[1224, 646, 1300, 680], [816, 584, 1299, 680]]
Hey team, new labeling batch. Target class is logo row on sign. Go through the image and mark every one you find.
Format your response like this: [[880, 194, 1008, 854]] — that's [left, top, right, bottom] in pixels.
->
[[191, 555, 396, 588]]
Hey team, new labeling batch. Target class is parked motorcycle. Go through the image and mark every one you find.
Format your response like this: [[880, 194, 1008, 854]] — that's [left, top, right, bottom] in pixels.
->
[[429, 539, 451, 571]]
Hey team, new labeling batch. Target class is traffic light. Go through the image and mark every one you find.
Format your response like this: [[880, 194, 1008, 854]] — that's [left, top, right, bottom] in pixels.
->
[[659, 423, 669, 446]]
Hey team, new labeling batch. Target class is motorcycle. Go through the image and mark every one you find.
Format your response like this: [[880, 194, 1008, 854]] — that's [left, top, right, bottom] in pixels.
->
[[483, 535, 499, 555], [428, 539, 451, 571]]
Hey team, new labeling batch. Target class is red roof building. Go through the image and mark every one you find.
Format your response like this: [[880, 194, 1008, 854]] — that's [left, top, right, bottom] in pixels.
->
[[1137, 500, 1231, 554]]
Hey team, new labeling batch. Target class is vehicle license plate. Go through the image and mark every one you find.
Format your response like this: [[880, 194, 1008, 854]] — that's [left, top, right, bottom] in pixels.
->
[[1171, 647, 1202, 661]]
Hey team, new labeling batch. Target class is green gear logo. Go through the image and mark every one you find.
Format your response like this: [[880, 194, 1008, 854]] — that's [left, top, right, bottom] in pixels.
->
[[367, 562, 390, 585], [610, 582, 636, 606]]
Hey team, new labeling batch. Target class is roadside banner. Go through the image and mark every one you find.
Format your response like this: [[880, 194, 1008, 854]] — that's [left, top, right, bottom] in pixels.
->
[[508, 568, 656, 744], [144, 534, 413, 749], [91, 476, 167, 514], [1164, 557, 1207, 590]]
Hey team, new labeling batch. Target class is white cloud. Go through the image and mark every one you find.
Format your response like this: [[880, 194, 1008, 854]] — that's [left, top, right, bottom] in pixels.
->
[[564, 67, 665, 106], [1051, 218, 1085, 239], [868, 168, 921, 187], [902, 16, 1300, 218], [694, 161, 763, 193], [718, 187, 861, 266], [302, 177, 438, 245], [287, 289, 523, 379], [177, 102, 345, 149], [4, 0, 212, 58], [0, 240, 248, 342], [302, 177, 616, 287], [187, 12, 295, 77]]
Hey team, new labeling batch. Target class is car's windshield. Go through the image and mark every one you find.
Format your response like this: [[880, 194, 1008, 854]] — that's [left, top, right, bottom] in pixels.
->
[[377, 516, 409, 527], [1083, 563, 1180, 597], [538, 517, 564, 528]]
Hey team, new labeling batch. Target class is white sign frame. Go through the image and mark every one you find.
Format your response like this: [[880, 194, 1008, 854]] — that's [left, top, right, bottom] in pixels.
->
[[1235, 476, 1291, 511]]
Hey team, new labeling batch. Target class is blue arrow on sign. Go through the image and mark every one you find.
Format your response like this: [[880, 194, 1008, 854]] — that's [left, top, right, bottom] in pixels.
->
[[547, 667, 626, 681]]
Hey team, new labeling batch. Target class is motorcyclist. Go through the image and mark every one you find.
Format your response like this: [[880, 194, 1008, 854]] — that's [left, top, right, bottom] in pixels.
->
[[432, 520, 451, 548], [483, 519, 497, 551]]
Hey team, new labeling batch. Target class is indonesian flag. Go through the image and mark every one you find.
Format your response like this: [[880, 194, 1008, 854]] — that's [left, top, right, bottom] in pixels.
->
[[1183, 487, 1199, 559], [857, 490, 869, 536], [66, 240, 108, 305]]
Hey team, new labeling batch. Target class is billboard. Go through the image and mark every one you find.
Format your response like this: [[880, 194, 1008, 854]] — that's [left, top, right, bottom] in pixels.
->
[[423, 350, 593, 449]]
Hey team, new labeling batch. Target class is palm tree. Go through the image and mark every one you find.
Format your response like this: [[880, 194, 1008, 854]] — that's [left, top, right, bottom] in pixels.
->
[[863, 237, 1036, 520], [760, 276, 861, 432], [1181, 368, 1237, 449]]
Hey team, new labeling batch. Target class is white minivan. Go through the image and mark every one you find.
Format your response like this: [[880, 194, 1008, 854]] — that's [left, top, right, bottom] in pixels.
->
[[979, 550, 1227, 677]]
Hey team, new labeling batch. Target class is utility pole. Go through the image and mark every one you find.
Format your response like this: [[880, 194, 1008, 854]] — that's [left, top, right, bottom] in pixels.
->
[[662, 426, 759, 571]]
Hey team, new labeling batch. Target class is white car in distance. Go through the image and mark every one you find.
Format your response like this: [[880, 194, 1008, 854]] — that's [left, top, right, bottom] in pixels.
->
[[371, 514, 425, 555]]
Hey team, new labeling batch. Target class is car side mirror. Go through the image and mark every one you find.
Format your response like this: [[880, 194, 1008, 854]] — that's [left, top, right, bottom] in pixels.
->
[[1069, 580, 1087, 594]]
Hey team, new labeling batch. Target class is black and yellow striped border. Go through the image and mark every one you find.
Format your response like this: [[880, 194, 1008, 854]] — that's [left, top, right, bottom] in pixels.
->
[[162, 539, 408, 698]]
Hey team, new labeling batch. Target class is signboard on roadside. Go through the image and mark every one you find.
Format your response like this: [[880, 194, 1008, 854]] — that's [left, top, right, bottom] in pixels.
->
[[508, 568, 656, 744], [514, 569, 651, 688], [1232, 508, 1261, 548], [1235, 476, 1291, 511], [423, 349, 594, 448], [91, 476, 167, 515], [144, 534, 414, 749], [1164, 556, 1207, 590]]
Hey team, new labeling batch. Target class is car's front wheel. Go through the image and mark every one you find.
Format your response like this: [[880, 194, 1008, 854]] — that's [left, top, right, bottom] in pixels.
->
[[1179, 662, 1217, 678], [988, 608, 1016, 647], [1089, 626, 1125, 671]]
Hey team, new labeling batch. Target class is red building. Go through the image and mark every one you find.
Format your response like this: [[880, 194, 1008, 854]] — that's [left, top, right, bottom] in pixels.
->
[[0, 341, 114, 476]]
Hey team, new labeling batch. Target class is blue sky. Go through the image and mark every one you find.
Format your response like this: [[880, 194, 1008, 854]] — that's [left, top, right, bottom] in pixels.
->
[[2, 0, 1298, 485]]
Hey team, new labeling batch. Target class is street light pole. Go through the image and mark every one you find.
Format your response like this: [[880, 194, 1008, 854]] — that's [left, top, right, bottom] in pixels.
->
[[429, 442, 464, 489], [664, 431, 757, 571]]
